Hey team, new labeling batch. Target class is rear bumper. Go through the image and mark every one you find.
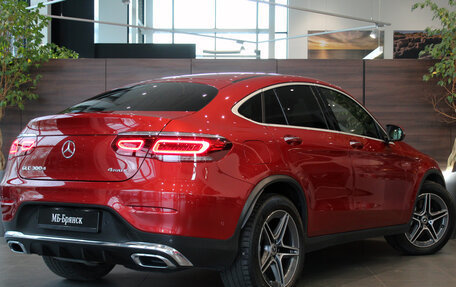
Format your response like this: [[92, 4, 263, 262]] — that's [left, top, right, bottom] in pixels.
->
[[5, 231, 192, 269], [2, 202, 239, 270]]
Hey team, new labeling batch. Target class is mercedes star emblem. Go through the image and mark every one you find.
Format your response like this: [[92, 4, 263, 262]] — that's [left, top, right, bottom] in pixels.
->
[[61, 140, 76, 159]]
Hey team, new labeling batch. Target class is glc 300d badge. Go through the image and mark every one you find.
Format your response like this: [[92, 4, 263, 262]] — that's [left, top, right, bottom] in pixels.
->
[[61, 140, 76, 159]]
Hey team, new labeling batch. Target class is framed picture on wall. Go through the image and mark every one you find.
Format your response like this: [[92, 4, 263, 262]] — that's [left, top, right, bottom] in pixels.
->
[[308, 30, 384, 59], [393, 31, 442, 59]]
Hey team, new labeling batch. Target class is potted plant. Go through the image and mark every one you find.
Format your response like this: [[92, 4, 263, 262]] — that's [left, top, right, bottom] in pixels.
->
[[0, 0, 78, 175], [413, 0, 456, 171]]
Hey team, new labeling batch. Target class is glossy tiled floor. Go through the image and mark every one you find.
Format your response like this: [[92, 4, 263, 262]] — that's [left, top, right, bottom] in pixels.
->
[[1, 238, 456, 287]]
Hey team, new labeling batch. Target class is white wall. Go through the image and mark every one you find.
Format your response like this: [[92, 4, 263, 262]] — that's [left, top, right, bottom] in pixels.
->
[[288, 0, 450, 59], [96, 0, 128, 43], [30, 0, 51, 44]]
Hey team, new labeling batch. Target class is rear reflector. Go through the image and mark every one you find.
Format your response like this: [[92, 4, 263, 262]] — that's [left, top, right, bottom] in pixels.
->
[[128, 205, 178, 214]]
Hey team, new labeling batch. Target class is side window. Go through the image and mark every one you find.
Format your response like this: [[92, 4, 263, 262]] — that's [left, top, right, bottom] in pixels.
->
[[238, 93, 262, 122], [376, 123, 388, 140], [264, 89, 287, 125], [319, 88, 380, 139], [274, 85, 327, 129]]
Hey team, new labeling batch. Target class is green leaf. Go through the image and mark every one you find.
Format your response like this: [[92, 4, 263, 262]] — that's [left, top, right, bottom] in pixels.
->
[[0, 0, 77, 114], [413, 0, 456, 120]]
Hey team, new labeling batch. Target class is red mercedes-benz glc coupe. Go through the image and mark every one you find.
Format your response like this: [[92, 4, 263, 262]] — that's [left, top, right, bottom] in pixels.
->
[[1, 73, 455, 287]]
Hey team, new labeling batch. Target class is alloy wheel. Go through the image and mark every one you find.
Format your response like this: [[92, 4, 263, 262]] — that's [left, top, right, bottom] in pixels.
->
[[258, 210, 300, 287], [406, 193, 449, 248]]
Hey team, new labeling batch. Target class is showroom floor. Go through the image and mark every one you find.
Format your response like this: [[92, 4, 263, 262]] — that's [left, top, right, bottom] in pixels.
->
[[1, 238, 456, 287]]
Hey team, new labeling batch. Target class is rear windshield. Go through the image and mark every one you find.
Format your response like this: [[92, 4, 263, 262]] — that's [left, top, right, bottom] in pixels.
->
[[62, 82, 218, 113]]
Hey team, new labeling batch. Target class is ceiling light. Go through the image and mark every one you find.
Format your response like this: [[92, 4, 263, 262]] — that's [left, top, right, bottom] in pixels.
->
[[369, 30, 377, 39]]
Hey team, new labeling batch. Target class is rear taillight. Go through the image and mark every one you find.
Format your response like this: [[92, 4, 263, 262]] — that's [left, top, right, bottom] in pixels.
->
[[152, 139, 211, 155], [9, 135, 37, 158], [112, 136, 154, 157], [112, 133, 232, 162], [9, 139, 19, 154], [21, 139, 36, 151], [117, 139, 145, 151]]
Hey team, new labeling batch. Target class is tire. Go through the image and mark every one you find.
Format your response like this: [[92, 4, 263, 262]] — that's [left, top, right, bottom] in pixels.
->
[[43, 256, 115, 281], [221, 194, 305, 287], [385, 181, 456, 255]]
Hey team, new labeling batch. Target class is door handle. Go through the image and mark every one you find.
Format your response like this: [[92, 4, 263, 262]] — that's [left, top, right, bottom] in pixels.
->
[[283, 136, 302, 146], [350, 140, 364, 149]]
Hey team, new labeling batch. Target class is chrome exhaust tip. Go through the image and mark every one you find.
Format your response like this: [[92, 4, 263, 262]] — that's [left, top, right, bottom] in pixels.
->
[[131, 253, 176, 269], [7, 241, 27, 254]]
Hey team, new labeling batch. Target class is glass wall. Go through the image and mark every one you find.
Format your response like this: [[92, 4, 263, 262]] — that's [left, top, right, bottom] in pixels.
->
[[95, 0, 288, 59]]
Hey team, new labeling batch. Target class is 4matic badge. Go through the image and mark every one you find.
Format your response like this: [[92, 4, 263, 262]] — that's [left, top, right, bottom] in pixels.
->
[[107, 168, 127, 173]]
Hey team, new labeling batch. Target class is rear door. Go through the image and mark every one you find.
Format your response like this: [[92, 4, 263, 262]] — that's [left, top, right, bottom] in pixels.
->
[[317, 86, 414, 229], [263, 84, 356, 237]]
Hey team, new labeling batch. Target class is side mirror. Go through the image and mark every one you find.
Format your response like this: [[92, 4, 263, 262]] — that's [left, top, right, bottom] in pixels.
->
[[386, 124, 405, 142]]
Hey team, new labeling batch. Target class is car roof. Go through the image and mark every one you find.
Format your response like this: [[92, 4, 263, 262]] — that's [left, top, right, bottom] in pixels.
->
[[126, 73, 345, 93]]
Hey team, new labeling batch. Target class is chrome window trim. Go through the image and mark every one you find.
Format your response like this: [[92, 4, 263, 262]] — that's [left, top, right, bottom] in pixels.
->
[[231, 82, 388, 143], [17, 133, 37, 138], [4, 231, 193, 267]]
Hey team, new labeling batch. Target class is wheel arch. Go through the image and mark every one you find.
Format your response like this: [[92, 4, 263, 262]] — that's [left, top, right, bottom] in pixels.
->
[[408, 168, 446, 221], [416, 169, 446, 200], [238, 175, 308, 235], [418, 168, 456, 239], [421, 169, 446, 188]]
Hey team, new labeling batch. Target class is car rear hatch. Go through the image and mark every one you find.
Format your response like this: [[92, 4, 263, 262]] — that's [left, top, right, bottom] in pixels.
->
[[15, 82, 219, 182], [17, 112, 190, 181]]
